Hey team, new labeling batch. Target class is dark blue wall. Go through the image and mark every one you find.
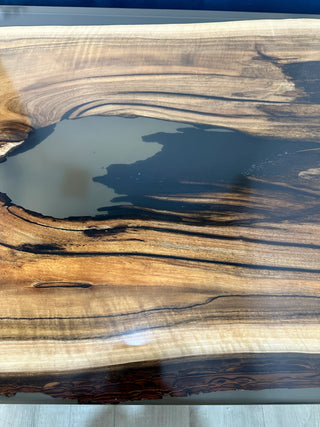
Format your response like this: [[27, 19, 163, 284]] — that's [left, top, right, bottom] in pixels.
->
[[0, 1, 319, 14]]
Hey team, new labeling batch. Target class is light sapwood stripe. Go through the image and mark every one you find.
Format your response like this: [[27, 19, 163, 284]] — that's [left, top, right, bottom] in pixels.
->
[[0, 178, 319, 361], [0, 324, 319, 374], [0, 20, 320, 396]]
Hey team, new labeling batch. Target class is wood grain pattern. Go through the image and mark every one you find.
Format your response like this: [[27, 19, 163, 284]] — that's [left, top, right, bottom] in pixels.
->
[[0, 177, 320, 370], [0, 19, 320, 159], [0, 19, 320, 402]]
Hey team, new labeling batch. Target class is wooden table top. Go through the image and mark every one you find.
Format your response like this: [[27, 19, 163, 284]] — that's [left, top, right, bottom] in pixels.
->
[[0, 11, 319, 403]]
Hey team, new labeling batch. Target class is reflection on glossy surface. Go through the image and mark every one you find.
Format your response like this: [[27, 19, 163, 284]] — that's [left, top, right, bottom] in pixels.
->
[[0, 6, 312, 27], [0, 6, 320, 403], [0, 116, 187, 218], [94, 124, 319, 215], [1, 115, 318, 219]]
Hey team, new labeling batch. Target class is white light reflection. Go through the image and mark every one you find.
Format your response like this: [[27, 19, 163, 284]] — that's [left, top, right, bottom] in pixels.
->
[[123, 330, 150, 346]]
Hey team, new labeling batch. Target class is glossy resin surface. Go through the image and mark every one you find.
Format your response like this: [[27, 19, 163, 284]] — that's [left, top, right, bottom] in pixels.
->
[[0, 7, 319, 403]]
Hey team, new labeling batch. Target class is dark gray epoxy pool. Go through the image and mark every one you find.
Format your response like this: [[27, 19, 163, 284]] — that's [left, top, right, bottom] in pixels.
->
[[0, 116, 192, 218], [0, 115, 318, 219]]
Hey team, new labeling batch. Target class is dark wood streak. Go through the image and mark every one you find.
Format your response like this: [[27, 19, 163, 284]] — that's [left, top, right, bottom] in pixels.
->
[[4, 244, 320, 274], [0, 292, 318, 344], [1, 20, 320, 159], [0, 20, 320, 401], [33, 281, 93, 289], [1, 293, 319, 318]]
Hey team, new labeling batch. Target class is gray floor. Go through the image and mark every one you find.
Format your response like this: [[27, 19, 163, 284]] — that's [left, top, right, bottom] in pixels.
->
[[0, 405, 319, 427]]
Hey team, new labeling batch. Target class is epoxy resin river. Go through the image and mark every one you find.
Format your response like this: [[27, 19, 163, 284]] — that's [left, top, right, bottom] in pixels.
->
[[0, 11, 320, 403]]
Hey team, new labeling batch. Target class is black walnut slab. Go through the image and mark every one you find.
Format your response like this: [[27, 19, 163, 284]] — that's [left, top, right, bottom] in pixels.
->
[[0, 19, 320, 402]]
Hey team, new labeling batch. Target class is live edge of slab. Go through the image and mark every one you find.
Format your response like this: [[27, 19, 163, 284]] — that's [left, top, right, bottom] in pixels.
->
[[0, 354, 320, 404], [0, 18, 320, 403]]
